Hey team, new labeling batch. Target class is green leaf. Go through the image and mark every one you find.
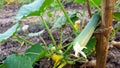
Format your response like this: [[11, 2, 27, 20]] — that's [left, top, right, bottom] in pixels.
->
[[52, 15, 66, 29], [47, 10, 52, 17], [74, 0, 101, 6], [0, 23, 19, 42], [114, 12, 120, 21], [0, 64, 6, 68], [52, 12, 78, 29], [28, 30, 44, 37], [51, 2, 60, 10], [25, 44, 47, 64], [74, 0, 86, 3], [90, 0, 101, 6], [3, 54, 33, 68], [15, 0, 54, 21], [83, 37, 96, 54]]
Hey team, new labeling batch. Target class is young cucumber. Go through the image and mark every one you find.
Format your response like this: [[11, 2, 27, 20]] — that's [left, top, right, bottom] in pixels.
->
[[73, 12, 100, 58]]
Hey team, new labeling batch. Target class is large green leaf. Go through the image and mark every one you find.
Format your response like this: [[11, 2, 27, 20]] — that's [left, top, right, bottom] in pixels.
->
[[3, 54, 33, 68], [0, 23, 19, 42], [74, 0, 101, 6], [25, 44, 47, 64], [114, 12, 120, 21], [74, 0, 86, 3], [52, 12, 78, 29], [15, 0, 54, 21]]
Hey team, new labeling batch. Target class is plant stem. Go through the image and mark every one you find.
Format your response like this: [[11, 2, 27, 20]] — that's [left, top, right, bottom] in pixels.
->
[[63, 44, 73, 55], [39, 36, 47, 46], [15, 35, 34, 45], [60, 29, 63, 46], [81, 3, 86, 28], [86, 0, 92, 17], [40, 16, 57, 47], [56, 0, 77, 34], [95, 0, 116, 68]]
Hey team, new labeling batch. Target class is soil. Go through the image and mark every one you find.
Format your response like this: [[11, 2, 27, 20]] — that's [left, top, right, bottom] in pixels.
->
[[0, 4, 120, 68]]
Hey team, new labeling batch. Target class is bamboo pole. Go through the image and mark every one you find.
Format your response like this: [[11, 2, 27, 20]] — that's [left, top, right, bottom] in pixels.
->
[[95, 0, 116, 68]]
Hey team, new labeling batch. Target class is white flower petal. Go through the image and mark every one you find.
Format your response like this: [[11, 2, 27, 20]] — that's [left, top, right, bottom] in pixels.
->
[[80, 51, 87, 58], [73, 42, 87, 58], [74, 49, 79, 57]]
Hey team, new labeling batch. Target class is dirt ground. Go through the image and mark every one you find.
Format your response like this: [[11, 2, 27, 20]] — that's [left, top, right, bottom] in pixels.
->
[[0, 4, 120, 68]]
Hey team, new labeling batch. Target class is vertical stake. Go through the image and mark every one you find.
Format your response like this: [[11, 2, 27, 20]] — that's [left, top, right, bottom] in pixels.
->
[[95, 0, 116, 68]]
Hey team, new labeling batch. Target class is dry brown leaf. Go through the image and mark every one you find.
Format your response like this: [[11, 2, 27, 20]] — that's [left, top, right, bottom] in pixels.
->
[[111, 41, 120, 50], [80, 60, 96, 68]]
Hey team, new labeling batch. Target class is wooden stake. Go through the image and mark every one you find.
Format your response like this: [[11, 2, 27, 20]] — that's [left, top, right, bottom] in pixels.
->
[[95, 0, 116, 68]]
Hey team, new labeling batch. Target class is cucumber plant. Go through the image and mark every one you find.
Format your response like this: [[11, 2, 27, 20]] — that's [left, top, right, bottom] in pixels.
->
[[0, 0, 120, 68]]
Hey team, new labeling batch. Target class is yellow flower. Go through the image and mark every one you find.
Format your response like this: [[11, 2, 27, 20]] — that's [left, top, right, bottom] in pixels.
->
[[51, 54, 63, 63], [50, 46, 63, 66], [74, 20, 80, 30]]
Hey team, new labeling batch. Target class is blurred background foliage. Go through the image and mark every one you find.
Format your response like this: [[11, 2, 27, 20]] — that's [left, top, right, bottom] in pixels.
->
[[0, 0, 34, 8]]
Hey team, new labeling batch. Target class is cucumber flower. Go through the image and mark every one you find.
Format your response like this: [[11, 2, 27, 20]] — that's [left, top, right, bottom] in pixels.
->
[[73, 42, 87, 58], [51, 54, 63, 63], [51, 46, 63, 64]]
